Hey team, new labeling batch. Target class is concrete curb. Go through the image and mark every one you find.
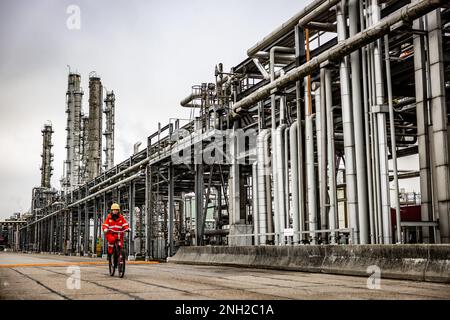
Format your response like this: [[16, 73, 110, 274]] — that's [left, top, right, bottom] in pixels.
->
[[168, 245, 450, 283]]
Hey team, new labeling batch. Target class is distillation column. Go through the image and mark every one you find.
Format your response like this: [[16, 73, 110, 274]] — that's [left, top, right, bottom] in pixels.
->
[[63, 72, 83, 192], [86, 73, 103, 181], [104, 91, 115, 171], [40, 122, 54, 189]]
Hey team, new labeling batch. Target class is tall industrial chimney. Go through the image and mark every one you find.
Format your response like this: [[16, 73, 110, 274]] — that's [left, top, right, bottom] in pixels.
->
[[103, 90, 115, 171], [40, 122, 54, 188], [85, 72, 103, 181]]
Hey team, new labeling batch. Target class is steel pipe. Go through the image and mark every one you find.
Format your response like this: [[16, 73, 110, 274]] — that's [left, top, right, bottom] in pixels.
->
[[256, 129, 271, 244], [324, 68, 337, 244], [233, 0, 444, 114], [248, 0, 337, 57]]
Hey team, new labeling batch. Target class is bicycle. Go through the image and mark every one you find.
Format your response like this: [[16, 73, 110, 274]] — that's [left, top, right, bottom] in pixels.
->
[[106, 228, 130, 278]]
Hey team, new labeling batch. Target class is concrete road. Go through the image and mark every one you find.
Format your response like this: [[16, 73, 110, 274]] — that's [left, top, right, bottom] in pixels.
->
[[1, 252, 449, 300]]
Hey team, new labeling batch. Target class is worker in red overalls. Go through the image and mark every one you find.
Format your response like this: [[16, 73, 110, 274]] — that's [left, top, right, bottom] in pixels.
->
[[102, 203, 129, 258]]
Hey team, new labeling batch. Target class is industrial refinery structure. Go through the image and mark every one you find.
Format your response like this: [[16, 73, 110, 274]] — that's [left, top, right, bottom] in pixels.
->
[[2, 0, 450, 260]]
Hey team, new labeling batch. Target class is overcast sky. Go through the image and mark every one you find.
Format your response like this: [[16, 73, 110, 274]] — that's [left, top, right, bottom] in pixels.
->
[[0, 0, 314, 219]]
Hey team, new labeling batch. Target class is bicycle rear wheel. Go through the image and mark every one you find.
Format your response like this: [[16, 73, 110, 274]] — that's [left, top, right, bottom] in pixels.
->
[[118, 249, 126, 278]]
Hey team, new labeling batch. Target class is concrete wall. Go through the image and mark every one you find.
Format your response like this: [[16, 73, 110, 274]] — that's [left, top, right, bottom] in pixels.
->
[[169, 245, 450, 283]]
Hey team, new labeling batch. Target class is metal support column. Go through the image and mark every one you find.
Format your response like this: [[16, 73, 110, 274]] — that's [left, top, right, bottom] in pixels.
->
[[84, 202, 89, 255], [77, 206, 81, 255], [195, 164, 204, 245], [168, 165, 174, 256]]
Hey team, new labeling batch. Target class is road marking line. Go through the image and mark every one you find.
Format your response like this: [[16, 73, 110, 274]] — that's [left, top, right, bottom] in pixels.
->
[[0, 261, 160, 268]]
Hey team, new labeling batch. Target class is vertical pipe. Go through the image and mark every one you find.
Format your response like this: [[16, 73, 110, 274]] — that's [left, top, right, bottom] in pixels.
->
[[272, 128, 280, 245], [384, 35, 402, 243], [315, 83, 324, 240], [367, 24, 382, 243], [265, 133, 274, 244], [252, 163, 259, 245], [294, 26, 306, 244], [349, 0, 369, 244], [230, 127, 241, 226], [325, 68, 337, 244], [284, 126, 290, 232], [318, 70, 328, 241], [289, 121, 300, 243], [275, 123, 288, 244], [305, 77, 317, 244], [362, 46, 376, 244], [372, 0, 392, 244], [336, 0, 359, 243]]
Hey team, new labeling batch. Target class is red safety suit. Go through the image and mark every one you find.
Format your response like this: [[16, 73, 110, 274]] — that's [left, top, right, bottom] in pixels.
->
[[102, 213, 129, 254]]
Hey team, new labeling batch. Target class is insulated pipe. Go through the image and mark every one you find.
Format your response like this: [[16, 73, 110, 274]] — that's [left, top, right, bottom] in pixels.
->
[[233, 0, 444, 114], [372, 0, 392, 244], [275, 123, 288, 244], [182, 104, 202, 109], [298, 0, 342, 28], [294, 26, 306, 244], [247, 0, 335, 57], [252, 163, 259, 245], [270, 110, 284, 245], [284, 126, 290, 232], [318, 69, 328, 241], [68, 173, 142, 209], [90, 157, 149, 192], [253, 52, 297, 64], [257, 129, 271, 244], [314, 82, 325, 240], [361, 21, 376, 243], [270, 46, 296, 130], [271, 133, 280, 245], [384, 34, 402, 243], [269, 48, 293, 245], [289, 121, 300, 244], [366, 18, 382, 243], [336, 0, 359, 244], [305, 78, 317, 244], [253, 58, 270, 80], [305, 22, 337, 33], [349, 0, 370, 244], [324, 69, 337, 244], [180, 93, 202, 107]]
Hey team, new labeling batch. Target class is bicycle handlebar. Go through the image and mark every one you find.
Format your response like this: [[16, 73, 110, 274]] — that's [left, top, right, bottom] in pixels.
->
[[104, 228, 131, 234]]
